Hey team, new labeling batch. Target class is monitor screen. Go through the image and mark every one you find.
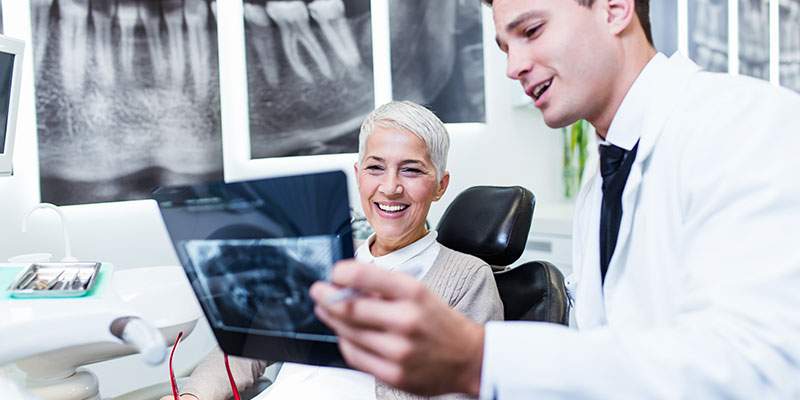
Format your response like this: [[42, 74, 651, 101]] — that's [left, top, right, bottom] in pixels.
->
[[0, 52, 13, 155]]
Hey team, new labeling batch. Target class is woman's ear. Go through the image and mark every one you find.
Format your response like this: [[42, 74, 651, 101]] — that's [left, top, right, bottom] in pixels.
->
[[605, 0, 635, 37], [353, 162, 359, 175], [434, 172, 450, 201]]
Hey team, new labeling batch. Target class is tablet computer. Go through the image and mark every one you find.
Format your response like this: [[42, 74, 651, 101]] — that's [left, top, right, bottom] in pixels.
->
[[153, 170, 353, 367]]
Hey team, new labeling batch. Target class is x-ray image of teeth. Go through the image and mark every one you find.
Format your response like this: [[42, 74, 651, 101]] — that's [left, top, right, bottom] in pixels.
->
[[244, 0, 374, 159], [389, 0, 485, 123], [781, 0, 800, 92], [739, 0, 770, 80], [184, 237, 339, 336], [689, 0, 729, 73], [31, 0, 223, 205], [651, 0, 678, 56]]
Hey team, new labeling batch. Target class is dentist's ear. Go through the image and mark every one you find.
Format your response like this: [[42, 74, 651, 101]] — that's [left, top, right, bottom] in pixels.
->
[[605, 0, 636, 37], [434, 172, 450, 201]]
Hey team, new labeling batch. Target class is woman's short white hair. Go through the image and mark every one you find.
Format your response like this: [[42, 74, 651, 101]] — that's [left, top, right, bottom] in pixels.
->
[[358, 101, 450, 180]]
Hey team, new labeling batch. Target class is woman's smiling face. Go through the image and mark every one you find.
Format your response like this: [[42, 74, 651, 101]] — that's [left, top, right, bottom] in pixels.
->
[[356, 125, 449, 255]]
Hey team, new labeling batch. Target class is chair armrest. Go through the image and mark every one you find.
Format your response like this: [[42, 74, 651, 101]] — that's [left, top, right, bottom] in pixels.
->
[[493, 261, 569, 324]]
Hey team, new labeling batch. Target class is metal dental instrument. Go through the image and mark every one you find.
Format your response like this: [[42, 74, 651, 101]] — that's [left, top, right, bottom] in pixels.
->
[[46, 270, 65, 290], [16, 269, 38, 290], [69, 270, 82, 290]]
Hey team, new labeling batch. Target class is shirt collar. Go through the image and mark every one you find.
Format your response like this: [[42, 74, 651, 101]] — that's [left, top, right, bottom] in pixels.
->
[[355, 231, 439, 270], [602, 53, 669, 151]]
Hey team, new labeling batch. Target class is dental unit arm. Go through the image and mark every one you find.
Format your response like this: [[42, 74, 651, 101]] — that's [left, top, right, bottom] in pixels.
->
[[110, 316, 168, 365]]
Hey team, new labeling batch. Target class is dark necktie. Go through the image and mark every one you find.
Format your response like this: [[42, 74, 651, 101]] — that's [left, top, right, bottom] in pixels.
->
[[598, 140, 639, 284]]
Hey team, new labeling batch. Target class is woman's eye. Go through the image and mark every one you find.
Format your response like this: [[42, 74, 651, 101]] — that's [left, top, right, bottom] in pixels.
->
[[402, 168, 424, 175], [365, 165, 383, 171]]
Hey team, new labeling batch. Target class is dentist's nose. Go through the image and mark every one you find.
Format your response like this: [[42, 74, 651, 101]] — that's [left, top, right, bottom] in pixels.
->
[[505, 46, 533, 81]]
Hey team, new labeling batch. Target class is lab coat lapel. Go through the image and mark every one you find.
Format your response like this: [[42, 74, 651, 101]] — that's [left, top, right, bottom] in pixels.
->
[[572, 169, 607, 328], [604, 55, 701, 288]]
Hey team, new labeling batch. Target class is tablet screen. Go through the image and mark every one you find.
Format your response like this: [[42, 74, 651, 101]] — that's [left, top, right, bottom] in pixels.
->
[[154, 171, 354, 348], [183, 236, 340, 342]]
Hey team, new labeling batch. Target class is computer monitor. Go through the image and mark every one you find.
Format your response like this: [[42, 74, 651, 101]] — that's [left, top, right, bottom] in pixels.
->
[[0, 34, 24, 177]]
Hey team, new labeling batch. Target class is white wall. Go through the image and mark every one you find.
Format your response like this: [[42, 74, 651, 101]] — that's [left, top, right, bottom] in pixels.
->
[[0, 2, 565, 268]]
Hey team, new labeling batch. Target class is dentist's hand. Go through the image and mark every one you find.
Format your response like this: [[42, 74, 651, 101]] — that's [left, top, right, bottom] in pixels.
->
[[310, 260, 485, 396]]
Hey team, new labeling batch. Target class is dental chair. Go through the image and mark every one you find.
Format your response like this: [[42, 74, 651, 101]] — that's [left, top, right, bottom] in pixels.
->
[[436, 186, 569, 324]]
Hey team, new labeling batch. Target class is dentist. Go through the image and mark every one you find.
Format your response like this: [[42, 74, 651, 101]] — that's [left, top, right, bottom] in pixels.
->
[[311, 0, 800, 398]]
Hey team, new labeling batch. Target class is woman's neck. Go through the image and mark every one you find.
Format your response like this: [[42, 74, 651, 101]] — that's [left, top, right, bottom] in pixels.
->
[[369, 228, 428, 257]]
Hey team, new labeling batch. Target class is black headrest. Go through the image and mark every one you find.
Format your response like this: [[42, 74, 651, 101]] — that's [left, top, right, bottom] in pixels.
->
[[436, 186, 535, 268]]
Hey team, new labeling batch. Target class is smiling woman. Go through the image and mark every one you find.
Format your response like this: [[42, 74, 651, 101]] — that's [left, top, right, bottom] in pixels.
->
[[170, 102, 503, 400]]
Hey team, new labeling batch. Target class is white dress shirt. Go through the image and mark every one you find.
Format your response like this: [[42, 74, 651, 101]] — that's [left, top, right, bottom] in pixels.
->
[[479, 53, 800, 398], [259, 231, 441, 400]]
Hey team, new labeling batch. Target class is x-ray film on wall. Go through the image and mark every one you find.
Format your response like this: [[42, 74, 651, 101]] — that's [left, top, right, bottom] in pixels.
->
[[739, 0, 770, 81], [31, 0, 224, 205], [782, 0, 800, 92], [244, 0, 374, 159], [389, 0, 485, 123], [689, 0, 729, 73]]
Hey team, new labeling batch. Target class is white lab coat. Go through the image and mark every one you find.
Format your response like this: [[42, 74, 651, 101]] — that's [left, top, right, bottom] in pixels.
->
[[480, 54, 800, 399]]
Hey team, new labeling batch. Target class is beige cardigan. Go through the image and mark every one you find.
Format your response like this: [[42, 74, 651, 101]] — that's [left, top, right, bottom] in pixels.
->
[[182, 245, 504, 400]]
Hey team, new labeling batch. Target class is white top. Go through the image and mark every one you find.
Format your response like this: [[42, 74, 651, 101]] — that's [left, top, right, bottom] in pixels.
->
[[480, 53, 800, 398], [260, 232, 441, 400]]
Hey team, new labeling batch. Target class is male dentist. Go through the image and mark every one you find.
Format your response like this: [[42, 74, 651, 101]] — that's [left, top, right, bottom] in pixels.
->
[[311, 0, 800, 397]]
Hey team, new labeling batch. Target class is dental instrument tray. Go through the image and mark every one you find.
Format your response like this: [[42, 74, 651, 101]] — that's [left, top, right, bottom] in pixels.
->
[[7, 262, 101, 298]]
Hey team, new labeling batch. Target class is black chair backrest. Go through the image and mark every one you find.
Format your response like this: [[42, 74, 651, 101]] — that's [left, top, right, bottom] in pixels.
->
[[436, 186, 568, 325], [437, 186, 534, 268]]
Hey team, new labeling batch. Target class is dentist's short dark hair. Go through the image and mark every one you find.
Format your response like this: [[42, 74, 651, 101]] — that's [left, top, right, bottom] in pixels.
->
[[482, 0, 654, 47]]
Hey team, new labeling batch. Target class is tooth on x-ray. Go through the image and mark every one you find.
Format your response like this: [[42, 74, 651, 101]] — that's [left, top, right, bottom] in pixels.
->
[[244, 3, 280, 86], [57, 1, 90, 98], [266, 1, 334, 83], [308, 0, 362, 68], [244, 3, 272, 27], [209, 0, 217, 21]]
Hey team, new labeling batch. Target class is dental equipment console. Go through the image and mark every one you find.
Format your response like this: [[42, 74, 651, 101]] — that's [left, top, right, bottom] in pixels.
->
[[153, 170, 354, 368]]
